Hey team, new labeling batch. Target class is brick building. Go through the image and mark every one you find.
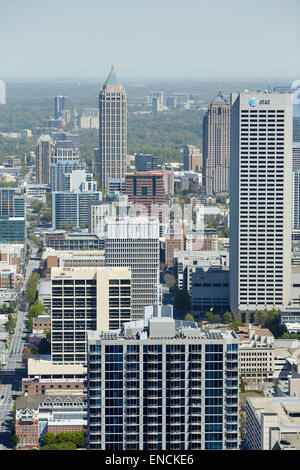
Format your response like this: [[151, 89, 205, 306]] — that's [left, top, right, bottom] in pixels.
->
[[125, 171, 166, 219], [15, 394, 87, 449], [21, 377, 85, 396]]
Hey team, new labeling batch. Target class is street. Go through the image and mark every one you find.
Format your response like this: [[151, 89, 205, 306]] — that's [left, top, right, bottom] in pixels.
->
[[0, 240, 40, 450]]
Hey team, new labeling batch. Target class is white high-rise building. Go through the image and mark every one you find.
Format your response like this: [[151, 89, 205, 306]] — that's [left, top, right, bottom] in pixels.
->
[[104, 216, 160, 320], [0, 80, 6, 105], [230, 91, 293, 317], [51, 266, 132, 365]]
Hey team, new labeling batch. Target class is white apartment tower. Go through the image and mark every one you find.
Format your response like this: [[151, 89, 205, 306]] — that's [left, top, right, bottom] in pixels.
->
[[96, 65, 127, 190], [230, 91, 292, 317]]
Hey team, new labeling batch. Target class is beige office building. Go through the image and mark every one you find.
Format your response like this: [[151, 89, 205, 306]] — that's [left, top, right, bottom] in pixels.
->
[[246, 395, 300, 450], [183, 144, 202, 172], [237, 325, 274, 383], [96, 66, 127, 190], [50, 266, 131, 365]]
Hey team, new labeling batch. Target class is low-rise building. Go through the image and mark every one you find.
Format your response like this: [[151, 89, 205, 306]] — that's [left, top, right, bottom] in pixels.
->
[[33, 315, 51, 332], [237, 325, 274, 384], [0, 262, 17, 288], [38, 279, 51, 311], [185, 228, 218, 251], [45, 231, 104, 251], [174, 249, 229, 292], [191, 266, 230, 316], [15, 394, 87, 449], [246, 396, 300, 450], [21, 377, 85, 396]]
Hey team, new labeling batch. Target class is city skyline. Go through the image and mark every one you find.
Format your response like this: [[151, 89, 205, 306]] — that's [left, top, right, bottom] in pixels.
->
[[2, 0, 300, 454]]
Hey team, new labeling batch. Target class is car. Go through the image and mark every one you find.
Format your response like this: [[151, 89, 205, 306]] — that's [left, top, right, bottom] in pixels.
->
[[9, 396, 12, 400], [0, 395, 4, 399]]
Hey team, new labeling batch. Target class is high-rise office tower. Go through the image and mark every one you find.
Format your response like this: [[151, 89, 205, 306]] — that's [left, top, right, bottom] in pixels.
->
[[50, 266, 132, 365], [54, 96, 67, 120], [87, 317, 239, 450], [0, 189, 25, 218], [0, 188, 25, 244], [51, 160, 86, 192], [51, 131, 80, 164], [52, 131, 80, 150], [183, 145, 202, 172], [230, 91, 293, 317], [202, 93, 230, 195], [36, 135, 53, 185], [104, 216, 160, 320], [135, 153, 158, 172], [51, 191, 102, 229], [151, 91, 164, 112], [88, 201, 113, 236], [125, 171, 167, 217], [96, 66, 127, 190]]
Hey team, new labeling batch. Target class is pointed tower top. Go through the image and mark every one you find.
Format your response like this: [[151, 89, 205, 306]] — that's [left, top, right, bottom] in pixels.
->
[[213, 90, 227, 104], [103, 65, 122, 88]]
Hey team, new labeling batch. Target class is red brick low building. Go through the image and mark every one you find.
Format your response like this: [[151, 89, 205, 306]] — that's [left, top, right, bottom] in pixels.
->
[[21, 377, 85, 396], [15, 394, 87, 449]]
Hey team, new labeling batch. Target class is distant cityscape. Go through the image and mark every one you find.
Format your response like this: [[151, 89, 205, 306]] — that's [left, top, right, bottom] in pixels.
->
[[0, 65, 300, 453]]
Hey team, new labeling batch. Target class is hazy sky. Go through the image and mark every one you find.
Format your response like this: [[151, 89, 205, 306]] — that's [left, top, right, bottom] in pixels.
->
[[1, 0, 300, 80]]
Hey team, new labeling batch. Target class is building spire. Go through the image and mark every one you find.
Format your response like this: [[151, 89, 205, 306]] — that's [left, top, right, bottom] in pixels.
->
[[103, 65, 121, 88]]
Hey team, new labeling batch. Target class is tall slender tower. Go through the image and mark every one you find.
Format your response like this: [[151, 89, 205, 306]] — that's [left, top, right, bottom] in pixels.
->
[[230, 91, 292, 317], [96, 65, 127, 190], [202, 93, 230, 195], [36, 134, 53, 185]]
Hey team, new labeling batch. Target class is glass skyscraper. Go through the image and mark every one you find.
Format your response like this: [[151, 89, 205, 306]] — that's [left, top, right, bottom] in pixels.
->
[[87, 318, 239, 450]]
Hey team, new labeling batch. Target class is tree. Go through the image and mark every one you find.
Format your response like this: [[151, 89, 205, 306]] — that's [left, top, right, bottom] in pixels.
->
[[254, 310, 268, 325], [24, 285, 37, 304], [22, 346, 32, 366], [223, 311, 233, 324], [184, 313, 195, 322], [173, 289, 191, 316], [41, 441, 77, 450], [38, 337, 51, 354], [206, 312, 215, 323], [28, 299, 45, 331], [5, 313, 16, 333], [10, 434, 19, 448], [44, 328, 51, 341], [240, 375, 246, 393], [31, 201, 44, 214], [41, 208, 51, 223], [227, 320, 244, 332], [206, 312, 220, 323], [40, 431, 84, 450]]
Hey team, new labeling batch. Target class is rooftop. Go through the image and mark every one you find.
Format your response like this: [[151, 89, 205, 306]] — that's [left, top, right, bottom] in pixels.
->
[[16, 394, 85, 410], [247, 396, 300, 429]]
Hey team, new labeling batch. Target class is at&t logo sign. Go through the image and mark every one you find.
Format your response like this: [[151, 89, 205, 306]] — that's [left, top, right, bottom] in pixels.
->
[[249, 97, 258, 107]]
